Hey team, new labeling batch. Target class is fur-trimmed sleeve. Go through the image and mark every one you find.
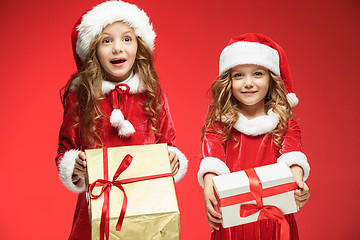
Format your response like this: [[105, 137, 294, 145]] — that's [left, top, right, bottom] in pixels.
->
[[157, 92, 188, 183], [197, 124, 230, 188], [55, 93, 86, 193], [277, 119, 310, 181]]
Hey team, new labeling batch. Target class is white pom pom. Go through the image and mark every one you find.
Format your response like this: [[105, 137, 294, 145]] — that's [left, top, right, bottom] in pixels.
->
[[110, 109, 124, 127], [118, 120, 136, 137], [287, 93, 299, 107]]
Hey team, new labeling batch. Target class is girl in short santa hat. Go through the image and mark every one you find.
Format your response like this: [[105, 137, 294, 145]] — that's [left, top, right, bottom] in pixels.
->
[[55, 1, 188, 239], [198, 33, 310, 239]]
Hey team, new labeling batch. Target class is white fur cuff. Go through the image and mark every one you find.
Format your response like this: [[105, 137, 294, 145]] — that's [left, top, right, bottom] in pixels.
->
[[168, 146, 188, 183], [58, 149, 86, 193], [277, 151, 310, 181], [197, 157, 230, 188]]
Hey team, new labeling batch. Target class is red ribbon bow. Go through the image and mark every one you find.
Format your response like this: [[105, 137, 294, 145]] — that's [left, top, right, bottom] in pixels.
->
[[240, 168, 292, 240], [110, 83, 130, 111], [89, 147, 173, 240]]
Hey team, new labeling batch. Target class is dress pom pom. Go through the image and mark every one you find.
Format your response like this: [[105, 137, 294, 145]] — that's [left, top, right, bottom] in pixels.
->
[[110, 109, 124, 127], [118, 120, 136, 137]]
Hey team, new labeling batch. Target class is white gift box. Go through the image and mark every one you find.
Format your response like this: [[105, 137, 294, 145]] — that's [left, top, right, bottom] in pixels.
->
[[212, 162, 298, 228]]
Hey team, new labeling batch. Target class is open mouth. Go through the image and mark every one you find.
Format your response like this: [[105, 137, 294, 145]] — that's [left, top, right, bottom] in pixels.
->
[[110, 59, 126, 64]]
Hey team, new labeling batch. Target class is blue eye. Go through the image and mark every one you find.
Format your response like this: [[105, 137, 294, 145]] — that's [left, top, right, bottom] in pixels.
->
[[233, 73, 243, 78], [123, 37, 132, 42]]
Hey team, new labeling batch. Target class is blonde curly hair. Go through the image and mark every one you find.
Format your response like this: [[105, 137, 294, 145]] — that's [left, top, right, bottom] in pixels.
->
[[202, 69, 292, 148], [61, 32, 163, 146]]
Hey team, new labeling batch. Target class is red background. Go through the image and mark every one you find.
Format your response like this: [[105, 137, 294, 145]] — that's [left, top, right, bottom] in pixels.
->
[[1, 0, 359, 239]]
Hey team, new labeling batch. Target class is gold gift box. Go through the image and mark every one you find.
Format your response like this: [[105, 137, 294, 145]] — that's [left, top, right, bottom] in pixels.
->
[[85, 143, 180, 240]]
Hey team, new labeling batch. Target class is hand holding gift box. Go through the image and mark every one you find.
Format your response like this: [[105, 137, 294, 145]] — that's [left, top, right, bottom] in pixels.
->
[[85, 143, 180, 240], [212, 162, 299, 239]]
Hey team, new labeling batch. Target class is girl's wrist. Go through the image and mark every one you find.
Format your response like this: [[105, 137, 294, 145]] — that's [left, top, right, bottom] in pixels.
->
[[290, 164, 304, 182], [203, 173, 217, 189]]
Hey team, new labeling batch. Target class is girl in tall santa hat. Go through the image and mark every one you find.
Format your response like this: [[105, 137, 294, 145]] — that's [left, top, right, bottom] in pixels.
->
[[55, 1, 188, 239], [198, 33, 310, 239]]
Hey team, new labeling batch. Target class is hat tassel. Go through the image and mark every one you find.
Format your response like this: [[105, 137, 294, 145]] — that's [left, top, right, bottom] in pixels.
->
[[287, 93, 299, 108]]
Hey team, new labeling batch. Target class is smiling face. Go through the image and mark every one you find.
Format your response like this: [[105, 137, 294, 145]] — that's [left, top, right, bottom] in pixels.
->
[[231, 64, 271, 116], [97, 21, 138, 82]]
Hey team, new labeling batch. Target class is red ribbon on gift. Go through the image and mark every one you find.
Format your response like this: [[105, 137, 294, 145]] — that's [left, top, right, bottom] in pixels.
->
[[89, 147, 173, 240], [215, 168, 298, 240], [242, 168, 295, 240]]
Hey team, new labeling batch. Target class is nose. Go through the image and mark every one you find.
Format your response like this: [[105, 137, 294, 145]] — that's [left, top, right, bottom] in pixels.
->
[[243, 76, 254, 88], [112, 40, 124, 54]]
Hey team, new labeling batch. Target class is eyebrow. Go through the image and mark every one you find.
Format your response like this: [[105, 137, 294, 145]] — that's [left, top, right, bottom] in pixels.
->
[[102, 30, 135, 36]]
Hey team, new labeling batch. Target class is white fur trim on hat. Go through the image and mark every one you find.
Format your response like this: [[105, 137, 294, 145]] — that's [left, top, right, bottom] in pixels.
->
[[277, 151, 310, 181], [168, 146, 188, 183], [198, 157, 230, 188], [58, 149, 86, 193], [230, 109, 279, 136], [76, 0, 156, 62], [219, 41, 280, 76]]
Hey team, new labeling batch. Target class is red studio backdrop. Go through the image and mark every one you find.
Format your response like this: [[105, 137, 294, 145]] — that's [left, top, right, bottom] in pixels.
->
[[0, 0, 359, 239]]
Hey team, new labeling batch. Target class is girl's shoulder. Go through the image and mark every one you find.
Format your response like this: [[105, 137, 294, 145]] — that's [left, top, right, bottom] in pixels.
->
[[204, 121, 227, 137], [287, 118, 301, 132], [66, 91, 78, 101], [156, 89, 169, 105], [62, 91, 78, 110]]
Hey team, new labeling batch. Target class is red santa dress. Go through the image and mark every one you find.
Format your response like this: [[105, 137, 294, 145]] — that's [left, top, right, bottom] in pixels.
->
[[198, 109, 310, 240], [56, 74, 188, 240]]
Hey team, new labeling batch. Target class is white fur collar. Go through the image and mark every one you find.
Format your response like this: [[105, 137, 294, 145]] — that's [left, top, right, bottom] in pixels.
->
[[231, 109, 279, 136], [102, 73, 146, 95], [69, 73, 146, 94]]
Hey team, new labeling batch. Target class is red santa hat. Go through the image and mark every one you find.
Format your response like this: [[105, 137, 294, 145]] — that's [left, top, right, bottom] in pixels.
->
[[219, 33, 299, 107], [71, 0, 156, 70]]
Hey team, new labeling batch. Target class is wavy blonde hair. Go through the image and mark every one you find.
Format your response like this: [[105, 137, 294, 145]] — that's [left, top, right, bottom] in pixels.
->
[[61, 30, 163, 146], [202, 69, 291, 148]]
